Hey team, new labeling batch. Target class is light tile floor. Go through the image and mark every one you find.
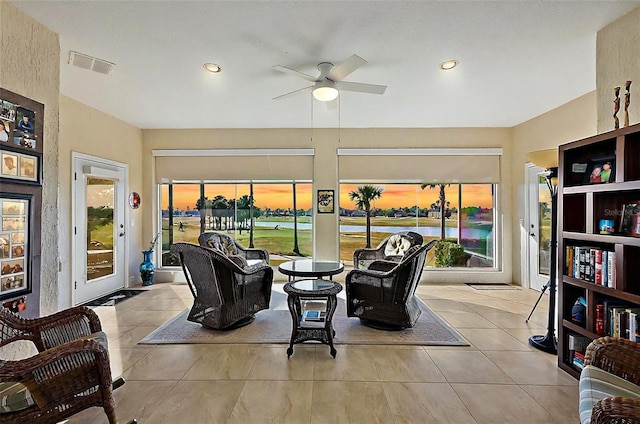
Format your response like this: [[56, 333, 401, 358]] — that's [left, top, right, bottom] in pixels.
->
[[66, 279, 578, 424]]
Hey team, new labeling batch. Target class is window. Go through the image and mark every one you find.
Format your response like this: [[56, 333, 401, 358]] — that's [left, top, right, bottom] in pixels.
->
[[160, 182, 313, 266], [339, 183, 496, 268]]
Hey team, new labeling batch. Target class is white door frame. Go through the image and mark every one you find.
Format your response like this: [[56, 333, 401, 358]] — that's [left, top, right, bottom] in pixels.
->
[[71, 152, 130, 306], [524, 162, 550, 291]]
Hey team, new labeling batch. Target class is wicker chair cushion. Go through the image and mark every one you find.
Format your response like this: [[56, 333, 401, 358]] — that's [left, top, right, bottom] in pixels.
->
[[383, 235, 411, 257], [0, 382, 34, 413], [579, 365, 640, 424]]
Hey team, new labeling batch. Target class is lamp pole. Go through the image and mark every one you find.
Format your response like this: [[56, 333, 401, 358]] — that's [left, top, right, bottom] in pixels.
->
[[529, 168, 558, 354]]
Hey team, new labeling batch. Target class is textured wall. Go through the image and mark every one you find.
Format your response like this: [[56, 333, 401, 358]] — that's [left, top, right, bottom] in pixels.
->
[[58, 96, 143, 308], [511, 92, 596, 286], [0, 2, 60, 315], [597, 6, 640, 134]]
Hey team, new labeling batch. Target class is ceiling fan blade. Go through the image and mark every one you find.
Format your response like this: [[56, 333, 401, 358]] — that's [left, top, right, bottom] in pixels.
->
[[272, 65, 317, 82], [273, 85, 313, 100], [337, 81, 387, 95], [329, 54, 366, 81]]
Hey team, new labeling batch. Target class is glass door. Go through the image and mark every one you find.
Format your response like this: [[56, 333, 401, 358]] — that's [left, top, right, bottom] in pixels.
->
[[527, 165, 551, 291]]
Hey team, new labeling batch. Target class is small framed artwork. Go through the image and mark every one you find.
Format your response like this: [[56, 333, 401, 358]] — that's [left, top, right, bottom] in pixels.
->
[[583, 156, 615, 184], [0, 99, 16, 123], [0, 119, 10, 144], [317, 189, 335, 214], [619, 201, 640, 237], [0, 147, 41, 185]]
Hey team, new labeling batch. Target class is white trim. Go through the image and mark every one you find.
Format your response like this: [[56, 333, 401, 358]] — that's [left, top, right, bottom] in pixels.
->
[[336, 148, 503, 156], [82, 165, 122, 179], [152, 148, 315, 157]]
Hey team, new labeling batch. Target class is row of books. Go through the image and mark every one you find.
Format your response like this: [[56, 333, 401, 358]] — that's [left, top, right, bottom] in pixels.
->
[[604, 300, 640, 341], [567, 334, 591, 370], [565, 246, 616, 287]]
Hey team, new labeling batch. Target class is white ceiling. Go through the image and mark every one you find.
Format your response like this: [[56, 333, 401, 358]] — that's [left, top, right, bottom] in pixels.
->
[[11, 1, 640, 129]]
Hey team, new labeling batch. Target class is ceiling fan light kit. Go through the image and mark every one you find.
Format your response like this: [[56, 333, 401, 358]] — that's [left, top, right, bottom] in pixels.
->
[[273, 54, 387, 101], [313, 82, 339, 102]]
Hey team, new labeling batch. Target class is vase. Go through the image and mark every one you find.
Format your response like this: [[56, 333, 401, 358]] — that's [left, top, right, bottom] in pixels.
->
[[139, 250, 156, 286]]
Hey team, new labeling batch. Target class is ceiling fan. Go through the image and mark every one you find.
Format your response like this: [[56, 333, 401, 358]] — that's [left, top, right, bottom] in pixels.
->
[[273, 54, 387, 101]]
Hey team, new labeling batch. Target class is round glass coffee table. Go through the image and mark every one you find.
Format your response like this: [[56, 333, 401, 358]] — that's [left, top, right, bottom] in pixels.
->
[[278, 259, 344, 282], [283, 279, 343, 358]]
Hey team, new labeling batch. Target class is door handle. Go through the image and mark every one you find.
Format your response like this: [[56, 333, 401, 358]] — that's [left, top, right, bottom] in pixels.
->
[[119, 232, 125, 237], [530, 233, 536, 237]]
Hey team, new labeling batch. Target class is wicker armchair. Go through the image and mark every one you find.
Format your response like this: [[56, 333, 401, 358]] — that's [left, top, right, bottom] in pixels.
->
[[580, 336, 640, 424], [352, 231, 423, 269], [171, 242, 273, 330], [0, 306, 120, 424], [345, 241, 434, 330], [198, 232, 269, 265]]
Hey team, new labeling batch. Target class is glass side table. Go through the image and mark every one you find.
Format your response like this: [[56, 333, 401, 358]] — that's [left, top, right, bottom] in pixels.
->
[[283, 279, 343, 358]]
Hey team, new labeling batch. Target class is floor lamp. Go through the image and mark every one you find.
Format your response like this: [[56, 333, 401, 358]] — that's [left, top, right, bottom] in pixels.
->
[[529, 167, 558, 354]]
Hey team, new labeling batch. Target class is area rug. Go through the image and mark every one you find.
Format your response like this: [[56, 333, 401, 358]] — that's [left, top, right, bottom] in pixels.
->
[[465, 283, 522, 290], [139, 286, 468, 346], [82, 289, 147, 307]]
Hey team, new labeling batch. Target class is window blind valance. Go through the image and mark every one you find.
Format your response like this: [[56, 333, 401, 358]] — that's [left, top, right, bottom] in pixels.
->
[[337, 148, 502, 183], [154, 149, 314, 183]]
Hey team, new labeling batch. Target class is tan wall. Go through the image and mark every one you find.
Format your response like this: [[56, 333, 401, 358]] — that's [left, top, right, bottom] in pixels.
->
[[597, 6, 640, 134], [143, 127, 513, 284], [58, 96, 143, 307], [511, 91, 596, 286], [0, 2, 60, 315]]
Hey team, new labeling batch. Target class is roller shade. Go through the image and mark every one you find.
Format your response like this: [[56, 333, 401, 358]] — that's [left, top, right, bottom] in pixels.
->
[[154, 149, 314, 183], [338, 148, 501, 183]]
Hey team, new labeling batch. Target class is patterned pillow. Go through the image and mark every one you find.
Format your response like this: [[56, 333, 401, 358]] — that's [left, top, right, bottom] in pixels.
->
[[384, 235, 412, 257]]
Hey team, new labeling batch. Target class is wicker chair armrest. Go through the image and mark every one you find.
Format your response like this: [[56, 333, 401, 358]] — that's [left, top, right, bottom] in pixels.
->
[[0, 337, 111, 407], [367, 260, 399, 273], [585, 337, 640, 385], [238, 247, 270, 263], [591, 396, 640, 424], [0, 306, 102, 351]]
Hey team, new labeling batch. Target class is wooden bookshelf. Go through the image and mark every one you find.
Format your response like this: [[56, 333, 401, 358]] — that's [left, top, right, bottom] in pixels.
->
[[558, 123, 640, 378]]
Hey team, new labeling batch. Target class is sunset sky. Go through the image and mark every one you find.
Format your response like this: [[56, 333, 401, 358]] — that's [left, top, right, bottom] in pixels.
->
[[162, 183, 494, 211]]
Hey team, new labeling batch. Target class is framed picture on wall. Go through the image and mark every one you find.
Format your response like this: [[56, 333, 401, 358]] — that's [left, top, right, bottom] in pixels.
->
[[0, 192, 33, 301], [0, 146, 41, 186], [619, 201, 640, 237], [317, 190, 335, 214]]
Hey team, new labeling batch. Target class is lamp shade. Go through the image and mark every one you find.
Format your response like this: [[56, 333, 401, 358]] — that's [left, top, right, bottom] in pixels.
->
[[526, 149, 558, 169]]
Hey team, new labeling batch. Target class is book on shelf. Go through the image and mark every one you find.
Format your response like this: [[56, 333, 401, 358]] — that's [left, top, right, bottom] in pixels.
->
[[565, 246, 615, 287], [568, 334, 591, 370]]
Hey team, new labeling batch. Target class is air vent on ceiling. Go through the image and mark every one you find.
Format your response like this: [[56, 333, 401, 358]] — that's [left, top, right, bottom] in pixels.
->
[[69, 51, 115, 75]]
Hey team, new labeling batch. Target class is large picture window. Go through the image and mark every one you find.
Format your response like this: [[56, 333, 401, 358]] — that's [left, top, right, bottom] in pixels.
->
[[338, 183, 496, 268], [160, 182, 313, 266]]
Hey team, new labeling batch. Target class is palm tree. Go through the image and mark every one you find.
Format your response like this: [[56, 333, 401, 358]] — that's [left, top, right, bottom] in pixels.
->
[[349, 185, 384, 248], [421, 184, 449, 240]]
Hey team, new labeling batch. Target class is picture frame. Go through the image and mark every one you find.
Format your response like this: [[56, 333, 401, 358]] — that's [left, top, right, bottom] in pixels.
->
[[317, 189, 335, 214], [582, 155, 615, 184], [0, 192, 33, 301], [0, 146, 41, 186], [619, 201, 640, 237]]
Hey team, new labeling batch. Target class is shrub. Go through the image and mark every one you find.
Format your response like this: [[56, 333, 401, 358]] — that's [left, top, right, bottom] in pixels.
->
[[434, 240, 469, 267]]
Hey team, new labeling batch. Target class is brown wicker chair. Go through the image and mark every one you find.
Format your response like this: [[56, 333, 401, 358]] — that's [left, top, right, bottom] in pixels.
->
[[171, 242, 273, 330], [0, 306, 121, 424], [580, 336, 640, 424], [198, 232, 269, 265], [352, 231, 423, 269], [345, 241, 435, 330]]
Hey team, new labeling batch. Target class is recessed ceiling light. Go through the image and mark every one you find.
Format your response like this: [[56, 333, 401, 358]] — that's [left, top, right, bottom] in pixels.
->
[[203, 63, 222, 73], [439, 60, 458, 71]]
